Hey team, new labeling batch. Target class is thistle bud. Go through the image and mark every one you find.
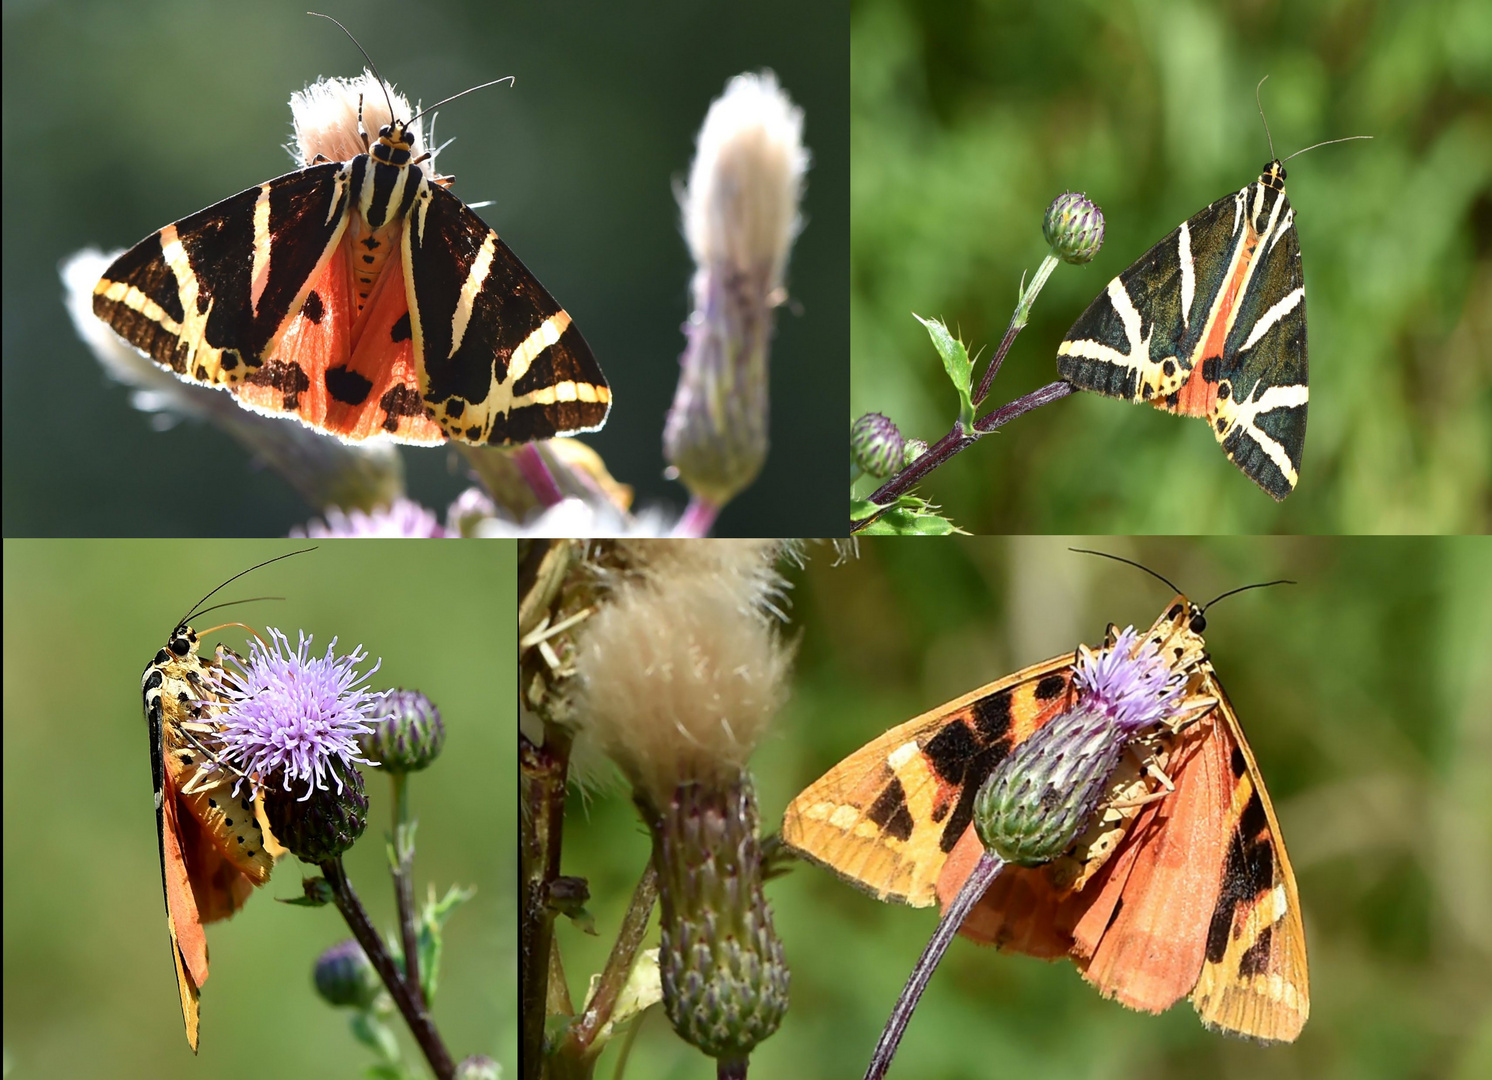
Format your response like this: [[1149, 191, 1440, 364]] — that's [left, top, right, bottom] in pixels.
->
[[851, 413, 905, 478], [455, 1057, 500, 1080], [360, 688, 444, 774], [264, 757, 369, 864], [647, 776, 789, 1062], [973, 626, 1183, 865], [664, 72, 809, 509], [902, 438, 929, 469], [1042, 192, 1105, 264], [313, 939, 381, 1010]]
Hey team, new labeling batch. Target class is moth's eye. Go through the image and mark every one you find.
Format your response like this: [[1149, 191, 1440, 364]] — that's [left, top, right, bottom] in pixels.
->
[[1190, 613, 1207, 634]]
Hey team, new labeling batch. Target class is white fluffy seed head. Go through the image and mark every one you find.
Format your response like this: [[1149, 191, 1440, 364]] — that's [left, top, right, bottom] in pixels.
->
[[682, 71, 807, 292], [287, 70, 431, 168], [569, 543, 795, 805]]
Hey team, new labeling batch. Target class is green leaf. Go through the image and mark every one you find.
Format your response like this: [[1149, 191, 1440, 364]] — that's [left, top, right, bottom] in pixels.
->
[[279, 875, 334, 907], [416, 883, 476, 1005], [914, 313, 974, 430], [854, 495, 965, 535]]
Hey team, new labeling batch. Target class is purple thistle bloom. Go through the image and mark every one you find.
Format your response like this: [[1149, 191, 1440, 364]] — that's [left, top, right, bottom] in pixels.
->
[[218, 628, 383, 800], [1073, 625, 1186, 734], [293, 498, 449, 538]]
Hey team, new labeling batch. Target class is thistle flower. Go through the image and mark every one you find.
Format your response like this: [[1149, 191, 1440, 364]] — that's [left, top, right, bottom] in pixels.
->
[[361, 689, 445, 774], [1043, 191, 1105, 265], [851, 413, 906, 478], [294, 499, 449, 538], [974, 627, 1184, 865], [568, 546, 794, 1064], [217, 629, 382, 861], [663, 72, 809, 515], [289, 71, 429, 172], [314, 939, 382, 1010]]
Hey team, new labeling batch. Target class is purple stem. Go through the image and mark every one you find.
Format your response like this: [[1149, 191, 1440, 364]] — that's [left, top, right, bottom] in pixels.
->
[[674, 495, 721, 537], [513, 444, 566, 508], [972, 320, 1022, 408], [864, 851, 1006, 1080], [854, 381, 1074, 533]]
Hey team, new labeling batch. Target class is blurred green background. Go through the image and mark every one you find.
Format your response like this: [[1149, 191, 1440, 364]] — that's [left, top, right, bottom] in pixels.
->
[[2, 539, 515, 1078], [558, 537, 1492, 1078], [3, 0, 846, 537], [851, 0, 1492, 533]]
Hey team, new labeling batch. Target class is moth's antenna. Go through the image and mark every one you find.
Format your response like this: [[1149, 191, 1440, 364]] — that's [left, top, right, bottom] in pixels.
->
[[1282, 135, 1373, 163], [1201, 579, 1294, 614], [188, 597, 286, 624], [407, 78, 516, 126], [308, 11, 397, 121], [178, 548, 316, 629], [1069, 549, 1185, 596], [1256, 75, 1276, 161]]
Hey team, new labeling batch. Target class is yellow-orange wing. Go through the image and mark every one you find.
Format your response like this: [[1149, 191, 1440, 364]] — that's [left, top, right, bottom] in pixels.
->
[[142, 625, 280, 1051], [781, 654, 1078, 907]]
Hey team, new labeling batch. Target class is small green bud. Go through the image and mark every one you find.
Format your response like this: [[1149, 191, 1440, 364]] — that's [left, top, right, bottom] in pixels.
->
[[850, 413, 905, 477], [360, 688, 445, 774], [313, 939, 381, 1009], [973, 704, 1124, 866], [902, 438, 929, 469], [263, 758, 369, 864], [455, 1056, 500, 1080], [1043, 191, 1105, 264]]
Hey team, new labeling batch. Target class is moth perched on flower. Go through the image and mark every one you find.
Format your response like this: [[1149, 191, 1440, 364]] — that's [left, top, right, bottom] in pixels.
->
[[782, 582, 1308, 1044], [142, 557, 385, 1051]]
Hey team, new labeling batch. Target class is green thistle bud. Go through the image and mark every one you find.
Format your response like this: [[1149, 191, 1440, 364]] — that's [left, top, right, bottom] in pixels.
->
[[974, 626, 1183, 865], [902, 438, 929, 469], [1043, 191, 1105, 264], [264, 757, 369, 864], [851, 413, 906, 478], [313, 939, 381, 1009], [973, 704, 1126, 865], [646, 775, 789, 1063], [360, 688, 445, 774]]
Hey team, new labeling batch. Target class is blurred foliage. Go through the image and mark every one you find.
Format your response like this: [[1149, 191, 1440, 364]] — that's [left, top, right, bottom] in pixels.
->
[[3, 0, 846, 537], [557, 537, 1492, 1079], [1, 540, 514, 1078], [851, 0, 1492, 533]]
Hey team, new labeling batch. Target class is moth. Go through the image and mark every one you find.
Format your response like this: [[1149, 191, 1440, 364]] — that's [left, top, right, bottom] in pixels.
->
[[94, 49, 610, 446], [141, 560, 295, 1050], [782, 592, 1309, 1042]]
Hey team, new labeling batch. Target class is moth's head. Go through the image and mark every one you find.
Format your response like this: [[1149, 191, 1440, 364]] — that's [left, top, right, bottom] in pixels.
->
[[1262, 159, 1287, 190], [1163, 595, 1207, 635], [372, 120, 416, 167], [168, 623, 199, 659]]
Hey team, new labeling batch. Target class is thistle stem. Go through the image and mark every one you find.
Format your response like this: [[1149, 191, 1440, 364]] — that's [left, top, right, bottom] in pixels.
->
[[322, 856, 454, 1080], [513, 443, 566, 507], [972, 253, 1059, 407], [674, 495, 722, 538], [852, 381, 1075, 533], [520, 725, 573, 1080], [864, 851, 1005, 1080], [556, 865, 660, 1062], [390, 772, 423, 1008]]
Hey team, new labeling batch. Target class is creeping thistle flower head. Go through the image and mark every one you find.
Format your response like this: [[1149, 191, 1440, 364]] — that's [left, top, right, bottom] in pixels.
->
[[664, 72, 809, 512], [851, 412, 906, 479], [974, 626, 1184, 866], [568, 540, 795, 1062], [313, 939, 382, 1010], [288, 70, 428, 170], [217, 629, 382, 862], [361, 688, 445, 774]]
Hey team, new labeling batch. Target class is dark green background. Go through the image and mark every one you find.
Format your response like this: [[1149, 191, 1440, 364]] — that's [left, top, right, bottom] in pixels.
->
[[558, 537, 1492, 1078], [851, 0, 1491, 533], [2, 539, 515, 1078], [3, 0, 847, 537]]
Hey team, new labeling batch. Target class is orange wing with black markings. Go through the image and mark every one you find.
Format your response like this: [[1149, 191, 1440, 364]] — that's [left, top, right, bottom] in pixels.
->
[[784, 597, 1309, 1042]]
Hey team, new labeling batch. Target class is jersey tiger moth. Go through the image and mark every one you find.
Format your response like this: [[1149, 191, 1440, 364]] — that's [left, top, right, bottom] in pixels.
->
[[1056, 108, 1366, 500], [94, 53, 610, 446], [782, 587, 1309, 1042]]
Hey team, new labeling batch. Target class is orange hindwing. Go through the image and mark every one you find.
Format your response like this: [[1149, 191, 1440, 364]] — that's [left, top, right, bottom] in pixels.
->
[[782, 596, 1308, 1042], [142, 622, 281, 1051]]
